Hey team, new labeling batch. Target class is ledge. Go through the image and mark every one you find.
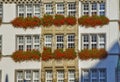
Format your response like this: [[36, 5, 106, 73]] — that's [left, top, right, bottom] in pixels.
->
[[42, 25, 78, 34]]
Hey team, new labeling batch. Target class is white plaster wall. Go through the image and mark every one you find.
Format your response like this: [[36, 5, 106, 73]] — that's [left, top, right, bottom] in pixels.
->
[[79, 55, 118, 82], [3, 4, 16, 23], [0, 57, 41, 82], [0, 24, 41, 55], [106, 0, 119, 20]]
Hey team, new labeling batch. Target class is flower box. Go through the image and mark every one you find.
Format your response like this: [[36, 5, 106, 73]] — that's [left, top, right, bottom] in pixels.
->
[[42, 47, 77, 61], [78, 48, 108, 60], [12, 50, 41, 62], [78, 15, 109, 27], [11, 17, 41, 29]]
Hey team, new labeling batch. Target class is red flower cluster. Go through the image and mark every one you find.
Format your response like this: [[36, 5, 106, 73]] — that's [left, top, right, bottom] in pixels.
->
[[64, 48, 76, 59], [53, 14, 65, 26], [79, 48, 108, 60], [42, 47, 53, 61], [78, 15, 109, 27], [54, 49, 65, 59], [11, 17, 41, 29], [12, 50, 41, 62], [65, 16, 77, 26], [42, 47, 76, 61], [41, 15, 54, 27]]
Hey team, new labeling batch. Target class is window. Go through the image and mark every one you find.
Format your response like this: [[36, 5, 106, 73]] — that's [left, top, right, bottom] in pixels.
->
[[68, 70, 75, 82], [46, 70, 53, 82], [17, 4, 40, 17], [91, 3, 97, 15], [82, 3, 89, 15], [0, 5, 2, 18], [82, 69, 106, 82], [56, 3, 64, 15], [0, 71, 1, 82], [82, 34, 106, 49], [56, 35, 64, 49], [45, 35, 52, 48], [57, 71, 64, 82], [45, 3, 53, 15], [67, 34, 75, 48], [0, 36, 2, 54], [68, 3, 76, 16], [82, 2, 106, 16], [16, 70, 39, 82], [16, 35, 40, 51]]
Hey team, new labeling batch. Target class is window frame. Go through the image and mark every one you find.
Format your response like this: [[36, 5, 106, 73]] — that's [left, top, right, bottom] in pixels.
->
[[81, 68, 107, 82], [81, 34, 106, 50], [46, 70, 53, 82], [68, 70, 75, 82], [56, 35, 64, 49], [67, 34, 75, 48], [56, 3, 65, 15], [44, 35, 52, 48], [16, 35, 40, 51], [82, 2, 106, 16], [67, 2, 76, 17], [45, 3, 53, 15], [57, 70, 64, 82], [17, 4, 41, 17], [0, 35, 2, 54], [15, 69, 40, 82]]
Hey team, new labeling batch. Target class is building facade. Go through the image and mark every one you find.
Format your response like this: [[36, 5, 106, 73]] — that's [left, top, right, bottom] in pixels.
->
[[0, 0, 119, 82]]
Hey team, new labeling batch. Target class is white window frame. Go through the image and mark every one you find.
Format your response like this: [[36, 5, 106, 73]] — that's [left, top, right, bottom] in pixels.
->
[[82, 3, 89, 15], [82, 34, 106, 49], [16, 70, 40, 82], [67, 34, 75, 48], [0, 36, 2, 54], [82, 69, 106, 82], [82, 2, 106, 16], [0, 71, 1, 82], [16, 35, 40, 51], [56, 35, 64, 49], [45, 35, 52, 48], [17, 4, 40, 17], [68, 70, 75, 82], [56, 3, 64, 15], [46, 70, 53, 82], [67, 2, 76, 16], [57, 70, 64, 82], [45, 3, 53, 15]]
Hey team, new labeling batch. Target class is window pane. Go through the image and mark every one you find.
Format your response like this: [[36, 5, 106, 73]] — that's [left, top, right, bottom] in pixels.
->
[[26, 5, 33, 17], [34, 5, 40, 17], [56, 3, 64, 15], [46, 71, 53, 82], [45, 35, 52, 47], [68, 70, 75, 82], [56, 35, 64, 49], [67, 34, 75, 48], [68, 3, 76, 16], [45, 3, 53, 15], [57, 71, 64, 82], [18, 5, 24, 17]]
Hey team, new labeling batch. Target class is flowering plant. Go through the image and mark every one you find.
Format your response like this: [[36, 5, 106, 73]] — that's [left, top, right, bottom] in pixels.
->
[[11, 17, 41, 29], [78, 15, 109, 27], [42, 48, 77, 61], [53, 14, 65, 26], [65, 16, 77, 26], [64, 48, 76, 59], [12, 50, 41, 62], [79, 48, 108, 60], [42, 47, 53, 61], [54, 49, 65, 60], [41, 15, 54, 27]]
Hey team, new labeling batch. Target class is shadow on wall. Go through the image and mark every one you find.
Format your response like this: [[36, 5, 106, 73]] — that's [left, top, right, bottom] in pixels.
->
[[79, 41, 120, 82]]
